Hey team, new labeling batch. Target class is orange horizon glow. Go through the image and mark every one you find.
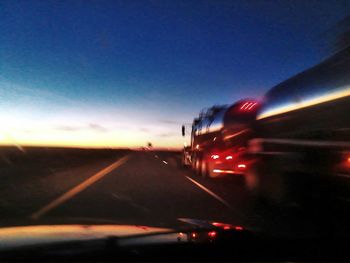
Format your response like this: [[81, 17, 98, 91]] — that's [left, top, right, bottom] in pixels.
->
[[0, 116, 184, 150], [0, 129, 183, 150], [0, 141, 182, 151]]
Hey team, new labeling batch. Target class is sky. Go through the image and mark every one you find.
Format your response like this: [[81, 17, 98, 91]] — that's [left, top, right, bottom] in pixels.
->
[[1, 0, 350, 149]]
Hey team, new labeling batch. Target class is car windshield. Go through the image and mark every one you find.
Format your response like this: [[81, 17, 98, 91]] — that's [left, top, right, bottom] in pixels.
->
[[1, 0, 350, 259]]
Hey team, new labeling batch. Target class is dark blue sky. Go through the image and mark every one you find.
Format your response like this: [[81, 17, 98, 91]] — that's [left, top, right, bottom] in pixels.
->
[[1, 0, 350, 148]]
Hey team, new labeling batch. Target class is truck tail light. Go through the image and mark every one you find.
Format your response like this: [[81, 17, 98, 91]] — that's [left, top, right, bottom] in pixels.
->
[[211, 154, 220, 160], [208, 231, 217, 238], [345, 154, 350, 168], [237, 163, 246, 169]]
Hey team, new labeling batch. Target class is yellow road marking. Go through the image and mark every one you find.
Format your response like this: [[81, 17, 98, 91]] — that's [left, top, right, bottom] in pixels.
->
[[30, 155, 130, 220]]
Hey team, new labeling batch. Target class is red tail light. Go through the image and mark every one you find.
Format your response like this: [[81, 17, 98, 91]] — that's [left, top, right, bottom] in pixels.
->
[[225, 155, 233, 160], [208, 231, 217, 238], [345, 155, 350, 168], [212, 222, 233, 230]]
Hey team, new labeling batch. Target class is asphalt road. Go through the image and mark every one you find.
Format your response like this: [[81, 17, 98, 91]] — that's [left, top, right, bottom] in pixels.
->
[[0, 149, 349, 238]]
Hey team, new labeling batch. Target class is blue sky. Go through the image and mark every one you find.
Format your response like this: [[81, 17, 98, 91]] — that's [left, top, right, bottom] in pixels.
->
[[1, 0, 350, 148]]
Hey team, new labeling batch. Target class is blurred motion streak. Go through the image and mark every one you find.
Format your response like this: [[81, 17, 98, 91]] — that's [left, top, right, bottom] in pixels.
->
[[258, 86, 350, 120]]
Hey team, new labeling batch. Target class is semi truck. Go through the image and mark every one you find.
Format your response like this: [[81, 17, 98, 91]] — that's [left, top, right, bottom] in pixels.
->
[[182, 99, 259, 178], [245, 47, 350, 204]]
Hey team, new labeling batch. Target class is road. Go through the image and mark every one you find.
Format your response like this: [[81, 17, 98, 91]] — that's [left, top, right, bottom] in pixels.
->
[[0, 149, 349, 238]]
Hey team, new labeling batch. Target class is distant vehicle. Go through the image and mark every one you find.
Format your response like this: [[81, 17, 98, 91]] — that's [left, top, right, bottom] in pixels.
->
[[245, 47, 350, 204], [182, 100, 259, 178]]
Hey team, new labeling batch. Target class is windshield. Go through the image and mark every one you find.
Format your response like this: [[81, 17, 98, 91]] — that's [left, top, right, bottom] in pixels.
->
[[1, 0, 350, 259]]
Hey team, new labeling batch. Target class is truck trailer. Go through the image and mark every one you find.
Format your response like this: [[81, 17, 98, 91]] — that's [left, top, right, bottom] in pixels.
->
[[245, 47, 350, 204]]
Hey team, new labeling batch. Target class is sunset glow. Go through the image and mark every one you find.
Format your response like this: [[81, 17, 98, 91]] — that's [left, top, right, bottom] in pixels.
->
[[1, 1, 347, 149]]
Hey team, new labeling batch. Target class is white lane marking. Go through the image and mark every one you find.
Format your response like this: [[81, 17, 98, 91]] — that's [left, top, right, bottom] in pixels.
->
[[30, 155, 130, 220], [185, 176, 233, 210], [162, 160, 168, 164]]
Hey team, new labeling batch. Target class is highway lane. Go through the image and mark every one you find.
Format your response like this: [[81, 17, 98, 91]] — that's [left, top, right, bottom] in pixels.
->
[[0, 150, 241, 227], [0, 149, 349, 238], [35, 151, 247, 227]]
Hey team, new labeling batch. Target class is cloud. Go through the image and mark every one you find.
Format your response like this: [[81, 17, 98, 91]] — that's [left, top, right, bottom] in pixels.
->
[[55, 126, 81, 132], [139, 127, 150, 133], [157, 132, 177, 138], [158, 120, 180, 125], [88, 123, 108, 132], [55, 123, 108, 133]]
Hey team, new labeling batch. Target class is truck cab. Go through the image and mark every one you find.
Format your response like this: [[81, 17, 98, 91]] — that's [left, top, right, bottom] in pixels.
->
[[182, 100, 259, 178]]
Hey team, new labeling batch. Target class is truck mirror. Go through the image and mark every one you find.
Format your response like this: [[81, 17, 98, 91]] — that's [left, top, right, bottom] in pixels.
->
[[182, 125, 185, 137]]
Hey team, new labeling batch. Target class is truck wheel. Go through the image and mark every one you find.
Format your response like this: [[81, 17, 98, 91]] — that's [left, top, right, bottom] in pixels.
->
[[181, 154, 188, 167], [191, 156, 197, 171], [206, 161, 216, 178], [195, 158, 201, 175], [201, 160, 208, 178], [207, 167, 216, 178], [245, 157, 287, 205]]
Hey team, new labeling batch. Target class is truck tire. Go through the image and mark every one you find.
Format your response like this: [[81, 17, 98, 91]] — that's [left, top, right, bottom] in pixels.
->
[[207, 165, 216, 178], [245, 156, 288, 205], [181, 155, 186, 167], [194, 157, 201, 175], [191, 156, 197, 171], [206, 161, 217, 178], [200, 160, 208, 178], [182, 153, 189, 167]]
